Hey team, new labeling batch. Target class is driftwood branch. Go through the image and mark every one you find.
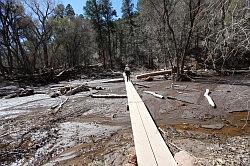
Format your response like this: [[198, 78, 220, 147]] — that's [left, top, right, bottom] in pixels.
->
[[204, 89, 216, 108], [143, 91, 164, 99], [242, 111, 249, 129], [52, 97, 69, 114], [166, 96, 194, 104], [65, 84, 90, 96], [133, 83, 150, 88], [102, 78, 124, 83], [90, 94, 127, 98]]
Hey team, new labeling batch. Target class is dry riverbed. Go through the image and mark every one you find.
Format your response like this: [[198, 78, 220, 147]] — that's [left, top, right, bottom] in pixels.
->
[[0, 74, 249, 166]]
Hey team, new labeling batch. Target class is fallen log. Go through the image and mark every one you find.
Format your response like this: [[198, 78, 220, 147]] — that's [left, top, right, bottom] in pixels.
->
[[92, 86, 104, 90], [19, 88, 34, 97], [59, 86, 72, 95], [136, 70, 172, 79], [204, 89, 216, 108], [143, 76, 154, 81], [52, 97, 69, 114], [133, 83, 150, 88], [56, 67, 74, 77], [166, 96, 194, 104], [34, 91, 47, 94], [0, 86, 19, 97], [14, 69, 58, 85], [219, 69, 250, 74], [102, 78, 124, 83], [49, 84, 102, 97], [143, 91, 164, 99], [90, 94, 127, 98], [4, 88, 34, 99], [65, 84, 90, 96], [50, 91, 61, 98]]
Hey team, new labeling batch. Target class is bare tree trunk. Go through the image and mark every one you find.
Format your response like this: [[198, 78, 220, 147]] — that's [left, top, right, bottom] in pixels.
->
[[107, 25, 113, 68], [43, 43, 49, 68], [7, 48, 13, 74], [0, 54, 6, 77], [180, 0, 201, 74]]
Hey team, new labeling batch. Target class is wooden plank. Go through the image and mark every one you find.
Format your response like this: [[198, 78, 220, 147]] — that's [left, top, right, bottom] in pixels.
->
[[125, 81, 141, 103], [129, 103, 158, 166], [136, 102, 177, 166], [124, 75, 177, 166]]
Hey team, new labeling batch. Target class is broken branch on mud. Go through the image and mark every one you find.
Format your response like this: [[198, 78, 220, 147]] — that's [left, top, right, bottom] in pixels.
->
[[65, 84, 90, 96], [143, 91, 164, 99], [204, 89, 216, 108], [133, 83, 150, 88], [241, 111, 249, 129], [52, 97, 69, 114], [166, 96, 195, 104], [102, 78, 124, 83], [90, 94, 127, 98]]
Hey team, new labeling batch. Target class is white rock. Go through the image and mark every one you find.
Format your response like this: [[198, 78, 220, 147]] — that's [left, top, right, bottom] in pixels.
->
[[174, 150, 196, 166]]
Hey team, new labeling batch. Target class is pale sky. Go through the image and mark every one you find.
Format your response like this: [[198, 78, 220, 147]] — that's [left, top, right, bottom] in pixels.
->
[[59, 0, 138, 17]]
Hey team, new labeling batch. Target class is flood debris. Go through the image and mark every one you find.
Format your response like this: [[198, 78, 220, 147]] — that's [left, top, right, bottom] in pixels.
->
[[241, 111, 249, 129], [143, 76, 154, 81], [133, 83, 150, 88], [0, 85, 19, 97], [51, 97, 69, 114], [143, 91, 164, 99], [102, 78, 124, 83], [0, 70, 249, 165], [4, 88, 34, 99], [169, 83, 188, 90], [201, 123, 224, 130], [136, 70, 172, 79], [65, 84, 90, 96], [49, 84, 104, 98], [166, 96, 194, 104], [50, 91, 61, 98], [227, 109, 250, 113], [122, 147, 137, 166], [204, 89, 216, 108], [91, 94, 127, 98]]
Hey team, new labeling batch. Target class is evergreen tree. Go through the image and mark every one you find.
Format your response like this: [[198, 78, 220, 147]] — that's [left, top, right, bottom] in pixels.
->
[[122, 0, 134, 18], [65, 4, 75, 17], [100, 0, 116, 68], [55, 4, 65, 18], [84, 0, 106, 66]]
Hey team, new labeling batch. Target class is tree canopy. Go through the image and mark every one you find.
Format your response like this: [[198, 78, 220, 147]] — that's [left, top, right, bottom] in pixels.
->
[[0, 0, 249, 80]]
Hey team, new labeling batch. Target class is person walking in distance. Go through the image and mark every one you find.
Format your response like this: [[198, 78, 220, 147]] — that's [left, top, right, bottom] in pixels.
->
[[124, 64, 131, 82]]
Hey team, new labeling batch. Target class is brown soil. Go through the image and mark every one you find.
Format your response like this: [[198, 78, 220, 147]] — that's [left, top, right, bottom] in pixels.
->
[[0, 73, 249, 165]]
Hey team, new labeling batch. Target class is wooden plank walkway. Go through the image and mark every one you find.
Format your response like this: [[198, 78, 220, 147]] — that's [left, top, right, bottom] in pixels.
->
[[124, 77, 177, 166]]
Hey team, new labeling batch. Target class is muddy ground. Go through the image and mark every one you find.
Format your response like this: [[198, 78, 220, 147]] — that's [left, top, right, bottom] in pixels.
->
[[0, 72, 249, 166]]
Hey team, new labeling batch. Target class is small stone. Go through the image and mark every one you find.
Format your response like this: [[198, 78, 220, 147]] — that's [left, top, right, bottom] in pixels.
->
[[230, 147, 236, 151], [216, 158, 225, 164], [174, 150, 196, 166]]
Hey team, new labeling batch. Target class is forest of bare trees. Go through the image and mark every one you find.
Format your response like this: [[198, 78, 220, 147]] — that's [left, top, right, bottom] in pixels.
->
[[0, 0, 249, 82]]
